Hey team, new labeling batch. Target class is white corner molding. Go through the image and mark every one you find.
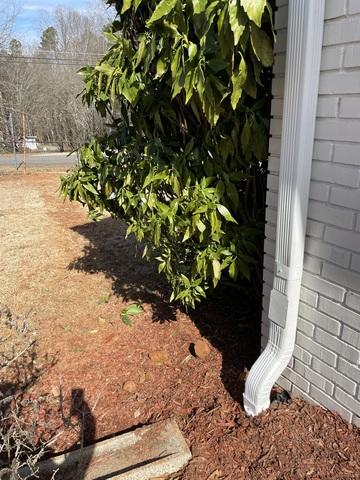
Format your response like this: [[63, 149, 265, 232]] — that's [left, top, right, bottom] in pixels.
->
[[243, 0, 325, 416]]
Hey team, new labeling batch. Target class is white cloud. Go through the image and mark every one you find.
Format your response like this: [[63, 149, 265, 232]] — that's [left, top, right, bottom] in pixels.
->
[[23, 4, 54, 12]]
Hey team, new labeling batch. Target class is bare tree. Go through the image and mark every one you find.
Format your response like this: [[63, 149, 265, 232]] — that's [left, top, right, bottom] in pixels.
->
[[0, 0, 19, 50], [0, 0, 20, 147], [0, 3, 112, 151], [53, 7, 107, 53], [0, 52, 39, 149], [31, 5, 110, 149]]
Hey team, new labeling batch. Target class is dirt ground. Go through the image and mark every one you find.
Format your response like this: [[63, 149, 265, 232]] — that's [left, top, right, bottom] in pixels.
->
[[0, 169, 359, 480]]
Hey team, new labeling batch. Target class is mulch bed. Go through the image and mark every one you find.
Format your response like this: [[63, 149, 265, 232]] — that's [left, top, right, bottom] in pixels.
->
[[179, 396, 360, 479], [1, 171, 359, 479]]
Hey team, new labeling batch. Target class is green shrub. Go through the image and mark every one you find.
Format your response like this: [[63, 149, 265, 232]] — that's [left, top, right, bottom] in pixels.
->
[[61, 0, 275, 307]]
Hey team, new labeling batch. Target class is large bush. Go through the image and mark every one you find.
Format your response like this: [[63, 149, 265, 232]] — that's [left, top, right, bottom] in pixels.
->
[[61, 0, 275, 307]]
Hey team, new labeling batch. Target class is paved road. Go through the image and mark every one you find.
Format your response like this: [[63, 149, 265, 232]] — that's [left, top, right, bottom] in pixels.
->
[[0, 151, 78, 167]]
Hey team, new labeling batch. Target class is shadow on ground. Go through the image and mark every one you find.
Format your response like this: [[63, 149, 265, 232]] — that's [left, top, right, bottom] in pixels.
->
[[69, 217, 177, 323], [37, 387, 96, 480], [69, 217, 263, 405]]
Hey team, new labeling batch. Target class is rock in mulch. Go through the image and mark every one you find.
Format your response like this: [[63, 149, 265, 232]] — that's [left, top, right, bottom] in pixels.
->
[[123, 381, 137, 393], [149, 350, 170, 365], [193, 339, 211, 359]]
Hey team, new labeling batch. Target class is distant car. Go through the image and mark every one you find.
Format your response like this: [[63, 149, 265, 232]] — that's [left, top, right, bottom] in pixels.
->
[[16, 136, 38, 152]]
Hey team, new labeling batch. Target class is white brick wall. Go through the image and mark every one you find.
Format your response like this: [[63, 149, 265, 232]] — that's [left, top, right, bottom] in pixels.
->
[[262, 0, 360, 424]]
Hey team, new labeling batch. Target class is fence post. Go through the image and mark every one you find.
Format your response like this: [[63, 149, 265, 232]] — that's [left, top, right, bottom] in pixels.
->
[[22, 113, 26, 173], [9, 112, 17, 169]]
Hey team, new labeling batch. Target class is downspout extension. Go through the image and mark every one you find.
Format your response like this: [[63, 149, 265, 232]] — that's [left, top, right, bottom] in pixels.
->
[[243, 0, 325, 417]]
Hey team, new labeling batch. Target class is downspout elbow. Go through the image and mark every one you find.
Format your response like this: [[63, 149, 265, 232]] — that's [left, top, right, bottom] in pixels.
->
[[243, 281, 301, 416]]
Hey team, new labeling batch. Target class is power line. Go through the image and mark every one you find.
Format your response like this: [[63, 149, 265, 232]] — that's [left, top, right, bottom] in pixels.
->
[[0, 54, 103, 61], [33, 49, 107, 56], [0, 59, 93, 66], [0, 56, 99, 66]]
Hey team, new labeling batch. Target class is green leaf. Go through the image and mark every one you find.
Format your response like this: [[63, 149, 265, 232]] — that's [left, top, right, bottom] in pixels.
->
[[251, 24, 273, 67], [227, 181, 240, 210], [196, 219, 206, 232], [121, 304, 143, 326], [192, 0, 207, 14], [229, 261, 238, 280], [182, 226, 192, 242], [240, 0, 266, 27], [212, 258, 221, 286], [121, 0, 132, 14], [184, 69, 195, 103], [171, 175, 181, 195], [238, 258, 251, 279], [171, 46, 182, 79], [188, 42, 198, 61], [230, 57, 247, 110], [202, 80, 220, 125], [122, 84, 139, 103], [156, 57, 168, 78], [196, 65, 205, 102], [180, 274, 190, 288], [243, 62, 257, 98], [154, 223, 161, 245], [147, 0, 178, 24], [216, 180, 225, 198], [134, 37, 146, 67], [124, 304, 144, 315], [241, 118, 251, 151], [251, 119, 267, 160], [134, 0, 143, 11], [217, 204, 238, 223], [229, 0, 246, 46], [83, 183, 99, 195], [95, 63, 114, 76], [207, 58, 228, 73], [121, 313, 132, 326], [210, 211, 221, 234]]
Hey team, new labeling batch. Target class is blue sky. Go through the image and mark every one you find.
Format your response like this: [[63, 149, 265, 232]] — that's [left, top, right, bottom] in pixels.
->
[[13, 0, 91, 44]]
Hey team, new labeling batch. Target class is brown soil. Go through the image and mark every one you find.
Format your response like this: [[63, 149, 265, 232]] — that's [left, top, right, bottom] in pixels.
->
[[0, 170, 359, 480]]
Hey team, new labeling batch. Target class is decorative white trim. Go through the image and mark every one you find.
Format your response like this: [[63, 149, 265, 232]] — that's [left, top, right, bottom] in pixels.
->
[[243, 0, 325, 416]]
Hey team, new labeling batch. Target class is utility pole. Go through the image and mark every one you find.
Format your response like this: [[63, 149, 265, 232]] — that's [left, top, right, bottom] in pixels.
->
[[9, 112, 17, 168], [22, 113, 26, 173]]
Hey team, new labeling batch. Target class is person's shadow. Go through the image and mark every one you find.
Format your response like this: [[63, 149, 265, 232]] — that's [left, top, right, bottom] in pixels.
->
[[38, 388, 96, 480], [68, 217, 263, 406]]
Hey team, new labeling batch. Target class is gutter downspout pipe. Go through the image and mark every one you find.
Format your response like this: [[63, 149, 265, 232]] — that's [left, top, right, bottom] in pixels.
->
[[243, 0, 325, 417]]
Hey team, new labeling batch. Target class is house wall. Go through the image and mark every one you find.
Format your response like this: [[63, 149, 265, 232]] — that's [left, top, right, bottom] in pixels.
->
[[263, 0, 360, 425]]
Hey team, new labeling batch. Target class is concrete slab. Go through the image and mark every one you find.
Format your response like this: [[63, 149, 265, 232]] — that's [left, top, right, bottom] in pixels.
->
[[34, 419, 191, 480]]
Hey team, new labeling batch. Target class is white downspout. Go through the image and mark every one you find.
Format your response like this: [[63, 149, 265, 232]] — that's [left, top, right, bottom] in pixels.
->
[[243, 0, 325, 417]]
